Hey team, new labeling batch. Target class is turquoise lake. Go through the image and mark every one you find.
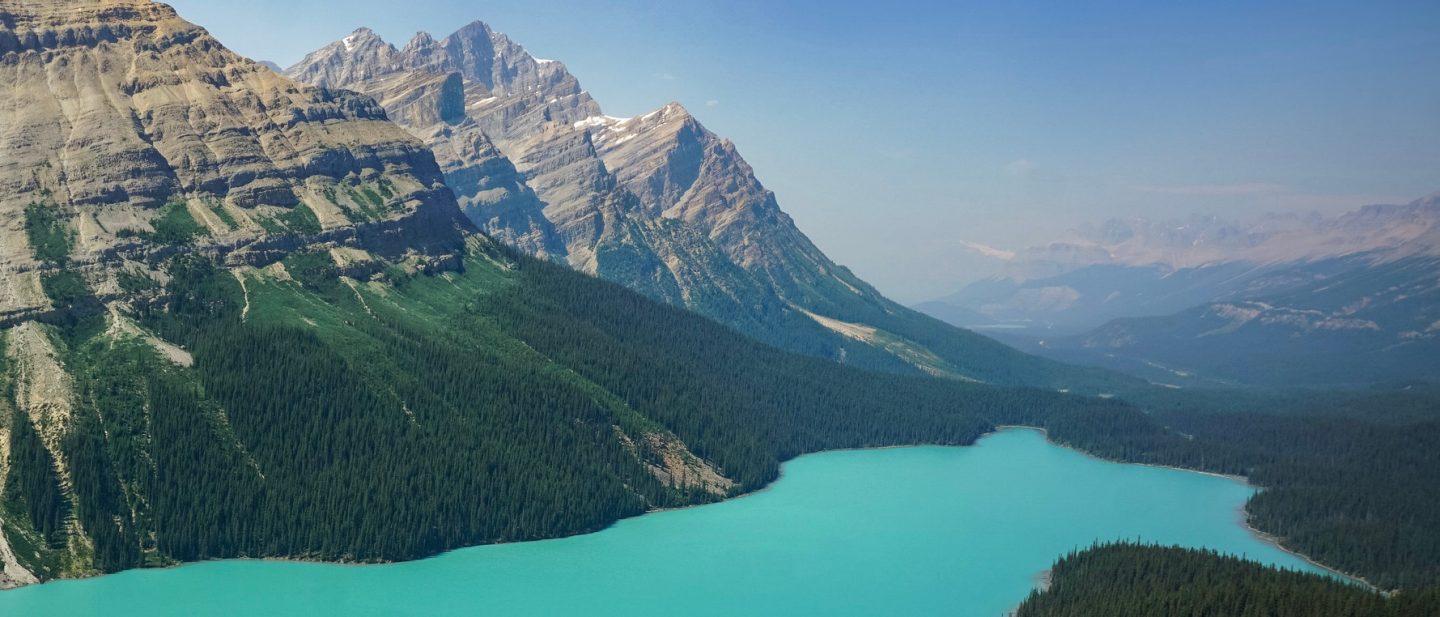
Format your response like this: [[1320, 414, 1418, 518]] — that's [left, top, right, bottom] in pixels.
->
[[0, 428, 1326, 616]]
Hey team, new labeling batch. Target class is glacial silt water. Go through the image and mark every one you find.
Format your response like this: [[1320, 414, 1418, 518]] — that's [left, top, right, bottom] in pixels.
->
[[0, 428, 1325, 616]]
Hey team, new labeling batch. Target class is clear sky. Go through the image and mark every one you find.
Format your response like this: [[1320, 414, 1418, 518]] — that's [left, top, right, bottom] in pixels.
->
[[168, 0, 1440, 302]]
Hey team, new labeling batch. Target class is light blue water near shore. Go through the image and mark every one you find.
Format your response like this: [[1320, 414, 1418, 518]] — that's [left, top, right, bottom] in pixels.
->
[[0, 428, 1326, 616]]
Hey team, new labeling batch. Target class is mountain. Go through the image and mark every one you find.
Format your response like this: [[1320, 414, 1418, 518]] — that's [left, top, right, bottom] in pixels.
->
[[1025, 199, 1440, 273], [923, 195, 1440, 386], [924, 195, 1440, 335], [926, 261, 1274, 335], [1018, 254, 1440, 387], [283, 24, 1139, 392], [0, 0, 1144, 587]]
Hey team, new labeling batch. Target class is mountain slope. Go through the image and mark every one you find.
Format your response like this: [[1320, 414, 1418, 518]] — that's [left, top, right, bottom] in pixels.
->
[[284, 24, 1141, 393]]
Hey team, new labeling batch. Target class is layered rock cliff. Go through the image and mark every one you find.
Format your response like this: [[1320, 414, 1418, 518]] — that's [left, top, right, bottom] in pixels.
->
[[0, 0, 472, 327]]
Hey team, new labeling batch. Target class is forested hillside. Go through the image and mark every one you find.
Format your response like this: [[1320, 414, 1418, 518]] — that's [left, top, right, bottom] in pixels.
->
[[0, 237, 1139, 582], [1016, 543, 1440, 617]]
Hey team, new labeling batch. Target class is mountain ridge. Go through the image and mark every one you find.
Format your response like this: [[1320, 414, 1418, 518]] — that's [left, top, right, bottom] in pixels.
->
[[284, 21, 1138, 391], [922, 195, 1440, 386], [1008, 192, 1440, 276]]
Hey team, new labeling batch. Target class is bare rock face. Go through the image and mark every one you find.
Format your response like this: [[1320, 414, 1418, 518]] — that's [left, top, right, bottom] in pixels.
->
[[432, 128, 567, 259], [288, 23, 597, 259], [365, 70, 468, 128], [580, 103, 889, 309], [291, 23, 599, 141], [0, 0, 472, 323]]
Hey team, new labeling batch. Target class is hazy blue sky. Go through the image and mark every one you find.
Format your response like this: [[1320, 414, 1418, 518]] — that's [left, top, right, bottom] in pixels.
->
[[169, 0, 1440, 302]]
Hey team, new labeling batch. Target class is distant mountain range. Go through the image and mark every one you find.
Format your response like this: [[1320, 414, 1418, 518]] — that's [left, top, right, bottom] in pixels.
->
[[279, 24, 1132, 390], [919, 194, 1440, 386]]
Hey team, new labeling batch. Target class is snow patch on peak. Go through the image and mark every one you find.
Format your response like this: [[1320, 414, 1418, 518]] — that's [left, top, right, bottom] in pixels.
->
[[342, 28, 378, 53], [632, 102, 690, 126], [574, 115, 631, 130]]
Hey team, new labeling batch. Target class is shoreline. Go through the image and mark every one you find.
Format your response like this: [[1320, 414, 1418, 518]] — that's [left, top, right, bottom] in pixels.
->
[[1242, 520, 1381, 592], [3, 427, 1380, 596], [993, 425, 1250, 482], [3, 441, 974, 591], [644, 441, 975, 516], [990, 425, 1379, 592]]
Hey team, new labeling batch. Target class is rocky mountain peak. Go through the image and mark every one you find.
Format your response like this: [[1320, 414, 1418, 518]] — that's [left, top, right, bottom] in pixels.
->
[[0, 0, 186, 54], [446, 19, 494, 40], [341, 26, 387, 52], [290, 22, 599, 142], [405, 30, 436, 50], [287, 26, 400, 88]]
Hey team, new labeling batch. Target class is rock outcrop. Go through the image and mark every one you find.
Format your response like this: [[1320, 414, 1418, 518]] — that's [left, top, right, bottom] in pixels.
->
[[0, 0, 472, 325]]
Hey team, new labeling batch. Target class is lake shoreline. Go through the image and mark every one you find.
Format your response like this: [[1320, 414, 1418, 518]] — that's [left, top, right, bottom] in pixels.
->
[[991, 425, 1379, 591], [0, 429, 1345, 616], [5, 426, 1369, 600]]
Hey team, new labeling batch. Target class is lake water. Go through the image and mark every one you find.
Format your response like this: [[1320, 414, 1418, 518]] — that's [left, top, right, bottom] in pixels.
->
[[0, 428, 1325, 616]]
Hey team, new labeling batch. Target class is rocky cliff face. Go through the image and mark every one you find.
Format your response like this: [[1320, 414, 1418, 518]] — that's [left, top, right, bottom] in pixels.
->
[[0, 0, 471, 326], [287, 23, 1046, 381]]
